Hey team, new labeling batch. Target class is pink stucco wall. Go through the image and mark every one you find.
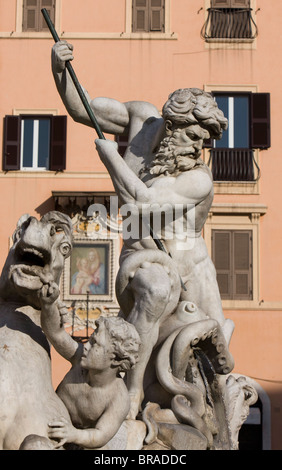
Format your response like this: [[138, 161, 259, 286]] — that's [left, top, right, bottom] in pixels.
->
[[0, 0, 282, 448]]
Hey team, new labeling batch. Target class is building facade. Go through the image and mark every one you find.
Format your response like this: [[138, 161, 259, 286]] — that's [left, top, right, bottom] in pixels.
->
[[0, 0, 281, 449]]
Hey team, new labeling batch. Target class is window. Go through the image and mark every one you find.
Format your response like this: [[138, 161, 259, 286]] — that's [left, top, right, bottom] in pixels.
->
[[206, 92, 270, 181], [132, 0, 165, 33], [3, 115, 67, 171], [115, 134, 129, 157], [212, 229, 253, 300], [215, 94, 250, 149], [201, 0, 258, 41], [22, 0, 55, 32], [21, 117, 50, 169]]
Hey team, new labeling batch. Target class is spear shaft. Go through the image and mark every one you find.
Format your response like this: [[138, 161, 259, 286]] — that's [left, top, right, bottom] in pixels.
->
[[41, 8, 105, 140], [42, 8, 186, 291]]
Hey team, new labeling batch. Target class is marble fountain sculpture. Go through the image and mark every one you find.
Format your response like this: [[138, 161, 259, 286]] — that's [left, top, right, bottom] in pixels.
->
[[0, 39, 257, 451]]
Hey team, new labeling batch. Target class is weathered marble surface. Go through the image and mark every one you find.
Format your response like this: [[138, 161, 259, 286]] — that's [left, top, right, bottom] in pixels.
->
[[51, 41, 258, 450], [0, 41, 258, 450]]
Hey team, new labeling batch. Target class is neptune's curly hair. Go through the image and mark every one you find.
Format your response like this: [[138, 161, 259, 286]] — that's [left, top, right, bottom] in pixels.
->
[[145, 88, 228, 177], [162, 88, 228, 139]]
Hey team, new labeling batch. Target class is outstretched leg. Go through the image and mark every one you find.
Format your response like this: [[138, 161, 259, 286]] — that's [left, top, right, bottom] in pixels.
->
[[125, 262, 173, 418]]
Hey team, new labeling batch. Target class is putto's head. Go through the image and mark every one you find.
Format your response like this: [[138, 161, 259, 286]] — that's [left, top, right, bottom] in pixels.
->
[[99, 316, 141, 373], [162, 88, 228, 139]]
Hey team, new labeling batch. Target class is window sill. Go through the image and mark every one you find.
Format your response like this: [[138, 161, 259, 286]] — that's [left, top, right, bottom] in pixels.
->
[[0, 171, 110, 179], [205, 37, 254, 43], [121, 32, 178, 40], [0, 32, 54, 39], [0, 31, 178, 40], [204, 37, 256, 49], [222, 300, 282, 311], [213, 181, 259, 195]]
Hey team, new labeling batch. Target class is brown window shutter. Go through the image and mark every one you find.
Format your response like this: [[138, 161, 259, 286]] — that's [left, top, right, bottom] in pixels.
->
[[40, 0, 55, 31], [23, 0, 55, 32], [212, 229, 253, 300], [133, 0, 149, 32], [230, 0, 250, 7], [3, 116, 21, 171], [203, 138, 213, 149], [211, 0, 250, 7], [150, 0, 164, 32], [49, 116, 67, 171], [212, 230, 232, 299], [23, 0, 39, 31], [250, 93, 271, 149], [233, 231, 252, 300], [211, 0, 231, 8], [115, 134, 129, 157]]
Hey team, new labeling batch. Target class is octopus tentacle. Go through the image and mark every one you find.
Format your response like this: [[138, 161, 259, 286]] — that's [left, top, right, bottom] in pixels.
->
[[171, 395, 213, 448], [155, 328, 206, 412], [171, 319, 234, 380], [116, 249, 181, 318], [155, 327, 214, 446]]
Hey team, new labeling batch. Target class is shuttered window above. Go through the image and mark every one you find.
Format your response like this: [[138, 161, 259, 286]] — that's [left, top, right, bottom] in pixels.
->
[[211, 0, 250, 8], [23, 0, 55, 32], [3, 115, 67, 172], [202, 0, 258, 41], [212, 229, 253, 300], [132, 0, 165, 33], [206, 92, 270, 182]]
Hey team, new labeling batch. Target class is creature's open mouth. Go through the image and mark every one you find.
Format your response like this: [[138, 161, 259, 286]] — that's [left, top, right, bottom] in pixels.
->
[[10, 245, 51, 291], [17, 247, 47, 269]]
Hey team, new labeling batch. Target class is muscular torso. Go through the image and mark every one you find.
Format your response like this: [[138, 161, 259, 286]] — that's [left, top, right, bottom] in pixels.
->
[[56, 366, 129, 429], [118, 102, 214, 264]]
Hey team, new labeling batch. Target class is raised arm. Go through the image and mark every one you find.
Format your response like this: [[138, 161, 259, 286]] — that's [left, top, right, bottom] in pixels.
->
[[39, 281, 82, 364], [51, 41, 129, 134]]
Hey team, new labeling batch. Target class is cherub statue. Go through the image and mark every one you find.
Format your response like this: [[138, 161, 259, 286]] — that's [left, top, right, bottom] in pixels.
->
[[39, 280, 141, 450]]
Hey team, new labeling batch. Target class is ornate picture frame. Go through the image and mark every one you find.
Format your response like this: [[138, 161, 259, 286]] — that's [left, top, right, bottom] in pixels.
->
[[61, 235, 120, 325], [56, 197, 122, 331], [62, 236, 118, 301]]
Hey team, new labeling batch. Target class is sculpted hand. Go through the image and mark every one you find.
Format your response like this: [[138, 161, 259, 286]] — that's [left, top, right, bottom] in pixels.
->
[[39, 280, 60, 305], [52, 41, 74, 72], [48, 417, 77, 449], [95, 139, 118, 160]]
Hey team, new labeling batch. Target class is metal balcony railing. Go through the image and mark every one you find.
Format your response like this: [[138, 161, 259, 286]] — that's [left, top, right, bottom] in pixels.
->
[[201, 8, 258, 40], [207, 149, 260, 181]]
